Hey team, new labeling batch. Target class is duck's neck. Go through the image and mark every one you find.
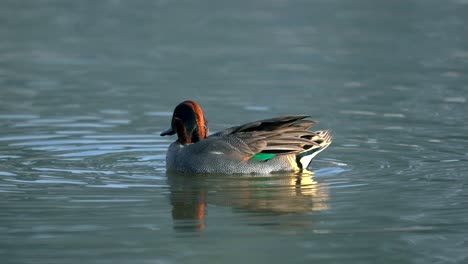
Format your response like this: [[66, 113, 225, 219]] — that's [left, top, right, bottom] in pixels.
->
[[174, 118, 206, 144]]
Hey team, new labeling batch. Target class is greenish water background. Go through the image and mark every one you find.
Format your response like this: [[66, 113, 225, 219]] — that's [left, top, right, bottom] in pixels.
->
[[1, 1, 467, 263]]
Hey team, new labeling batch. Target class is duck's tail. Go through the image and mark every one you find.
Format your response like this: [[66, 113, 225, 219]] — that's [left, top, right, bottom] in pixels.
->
[[296, 130, 332, 170]]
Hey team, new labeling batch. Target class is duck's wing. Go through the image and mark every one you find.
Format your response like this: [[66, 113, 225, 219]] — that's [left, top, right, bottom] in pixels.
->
[[210, 115, 331, 159], [212, 115, 314, 136]]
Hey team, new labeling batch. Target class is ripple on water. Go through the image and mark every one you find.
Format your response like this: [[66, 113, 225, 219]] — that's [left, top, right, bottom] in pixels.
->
[[138, 155, 166, 161], [5, 178, 87, 185], [0, 135, 67, 142], [3, 132, 167, 160], [33, 167, 116, 175], [443, 97, 466, 103], [69, 199, 148, 203], [0, 113, 169, 192], [0, 114, 39, 119], [0, 155, 21, 159], [55, 130, 96, 135], [12, 139, 163, 146], [99, 109, 129, 115], [244, 105, 271, 111], [82, 135, 159, 139], [0, 171, 17, 176], [56, 147, 165, 158], [314, 167, 347, 176], [144, 111, 173, 117], [87, 183, 168, 188]]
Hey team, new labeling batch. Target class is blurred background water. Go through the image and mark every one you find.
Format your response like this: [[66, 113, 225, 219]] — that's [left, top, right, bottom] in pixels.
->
[[1, 0, 468, 263]]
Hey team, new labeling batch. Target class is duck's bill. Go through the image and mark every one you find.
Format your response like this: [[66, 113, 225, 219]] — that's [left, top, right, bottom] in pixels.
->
[[160, 127, 175, 136]]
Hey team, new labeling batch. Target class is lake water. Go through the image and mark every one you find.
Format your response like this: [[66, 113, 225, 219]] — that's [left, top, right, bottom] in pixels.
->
[[1, 0, 468, 263]]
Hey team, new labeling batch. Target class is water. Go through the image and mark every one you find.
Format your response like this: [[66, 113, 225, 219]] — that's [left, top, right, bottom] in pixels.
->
[[1, 0, 468, 263]]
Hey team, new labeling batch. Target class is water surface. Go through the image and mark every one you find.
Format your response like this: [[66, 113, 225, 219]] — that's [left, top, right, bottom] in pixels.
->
[[1, 0, 468, 263]]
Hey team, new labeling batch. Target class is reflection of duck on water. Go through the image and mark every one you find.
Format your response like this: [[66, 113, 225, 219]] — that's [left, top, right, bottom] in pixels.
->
[[169, 174, 207, 231], [168, 172, 329, 231]]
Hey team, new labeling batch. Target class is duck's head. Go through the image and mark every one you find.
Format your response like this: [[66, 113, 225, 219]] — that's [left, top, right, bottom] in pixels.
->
[[160, 100, 208, 144]]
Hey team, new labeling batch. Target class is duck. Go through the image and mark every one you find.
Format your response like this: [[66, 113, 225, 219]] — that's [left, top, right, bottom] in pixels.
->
[[160, 100, 332, 174]]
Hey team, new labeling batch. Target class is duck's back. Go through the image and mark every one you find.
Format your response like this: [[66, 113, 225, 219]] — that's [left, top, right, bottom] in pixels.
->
[[165, 115, 332, 174]]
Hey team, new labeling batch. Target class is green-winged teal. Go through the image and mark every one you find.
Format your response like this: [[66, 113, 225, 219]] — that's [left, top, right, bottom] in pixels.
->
[[161, 100, 332, 174]]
